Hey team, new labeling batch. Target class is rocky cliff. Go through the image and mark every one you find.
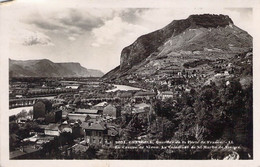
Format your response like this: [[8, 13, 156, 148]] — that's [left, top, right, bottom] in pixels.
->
[[120, 14, 234, 71], [103, 14, 252, 82]]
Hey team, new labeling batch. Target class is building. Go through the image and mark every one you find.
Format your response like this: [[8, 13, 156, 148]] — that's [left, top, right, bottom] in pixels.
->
[[133, 103, 153, 124], [134, 91, 156, 102], [116, 92, 132, 99], [75, 108, 102, 115], [62, 110, 69, 120], [105, 127, 119, 147], [44, 124, 60, 136], [224, 71, 229, 76], [67, 112, 100, 121], [103, 104, 121, 119], [160, 91, 174, 101], [35, 135, 55, 145], [91, 101, 108, 111], [45, 110, 62, 123], [67, 113, 89, 122], [33, 99, 52, 120], [52, 98, 66, 105], [58, 121, 84, 138], [65, 84, 80, 89], [133, 103, 151, 114], [81, 121, 119, 147], [59, 121, 73, 133], [81, 121, 107, 146]]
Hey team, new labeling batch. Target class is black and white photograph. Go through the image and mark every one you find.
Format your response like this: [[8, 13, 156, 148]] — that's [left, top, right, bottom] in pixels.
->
[[0, 0, 259, 166]]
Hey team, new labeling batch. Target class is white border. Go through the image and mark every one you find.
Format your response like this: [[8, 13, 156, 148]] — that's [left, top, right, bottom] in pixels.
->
[[1, 0, 260, 167]]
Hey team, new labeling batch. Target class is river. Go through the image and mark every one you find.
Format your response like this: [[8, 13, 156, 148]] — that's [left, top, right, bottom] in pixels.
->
[[106, 84, 143, 92], [9, 106, 33, 116]]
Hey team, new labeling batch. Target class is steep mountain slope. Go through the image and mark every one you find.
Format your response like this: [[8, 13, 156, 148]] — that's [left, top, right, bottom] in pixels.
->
[[103, 14, 252, 84], [9, 59, 104, 77]]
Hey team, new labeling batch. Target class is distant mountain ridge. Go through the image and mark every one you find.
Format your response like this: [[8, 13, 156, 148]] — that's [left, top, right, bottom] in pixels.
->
[[9, 59, 104, 77]]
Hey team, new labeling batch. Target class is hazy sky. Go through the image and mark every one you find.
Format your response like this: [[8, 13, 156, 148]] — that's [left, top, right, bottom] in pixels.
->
[[0, 1, 253, 73]]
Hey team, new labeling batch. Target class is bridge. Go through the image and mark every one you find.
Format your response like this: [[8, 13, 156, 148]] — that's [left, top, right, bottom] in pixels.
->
[[9, 98, 37, 109], [80, 97, 120, 103], [9, 97, 121, 109], [9, 97, 57, 109]]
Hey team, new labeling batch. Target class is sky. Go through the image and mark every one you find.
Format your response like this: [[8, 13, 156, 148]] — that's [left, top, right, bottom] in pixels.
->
[[0, 0, 253, 73]]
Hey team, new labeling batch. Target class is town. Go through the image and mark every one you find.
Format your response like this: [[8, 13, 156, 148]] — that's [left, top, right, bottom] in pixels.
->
[[9, 49, 253, 159], [9, 75, 176, 159]]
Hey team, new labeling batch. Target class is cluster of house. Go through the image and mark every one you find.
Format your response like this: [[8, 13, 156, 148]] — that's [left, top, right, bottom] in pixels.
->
[[10, 78, 107, 101], [29, 99, 123, 147], [213, 60, 235, 75], [11, 99, 124, 159], [11, 84, 181, 159], [123, 68, 207, 94]]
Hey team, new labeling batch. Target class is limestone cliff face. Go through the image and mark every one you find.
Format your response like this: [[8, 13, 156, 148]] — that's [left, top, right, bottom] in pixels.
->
[[103, 14, 252, 82], [120, 14, 234, 71]]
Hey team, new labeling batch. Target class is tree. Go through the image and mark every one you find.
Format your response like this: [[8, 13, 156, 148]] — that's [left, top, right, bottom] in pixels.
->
[[16, 110, 27, 119], [154, 99, 175, 117], [58, 132, 74, 146], [190, 124, 207, 141], [10, 122, 19, 133]]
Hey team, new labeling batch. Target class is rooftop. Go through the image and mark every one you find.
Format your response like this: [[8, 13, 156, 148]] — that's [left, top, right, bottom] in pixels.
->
[[68, 113, 88, 117], [81, 121, 106, 131], [94, 101, 108, 107], [134, 91, 156, 97], [134, 103, 150, 109], [38, 125, 48, 129], [104, 104, 116, 110], [10, 145, 42, 159], [45, 123, 60, 131], [117, 92, 133, 98], [34, 99, 52, 106], [75, 108, 99, 114], [161, 91, 174, 95]]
